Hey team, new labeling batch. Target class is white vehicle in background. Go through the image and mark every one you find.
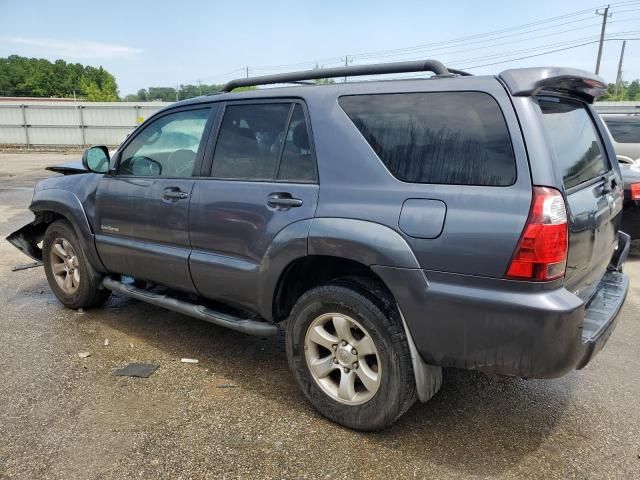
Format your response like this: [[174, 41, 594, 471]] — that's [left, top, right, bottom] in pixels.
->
[[601, 114, 640, 164]]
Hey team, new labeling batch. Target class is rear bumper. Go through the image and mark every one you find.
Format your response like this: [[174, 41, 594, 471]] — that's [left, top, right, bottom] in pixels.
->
[[373, 259, 629, 379]]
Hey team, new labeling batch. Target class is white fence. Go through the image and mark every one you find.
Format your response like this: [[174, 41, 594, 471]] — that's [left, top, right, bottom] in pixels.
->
[[0, 101, 170, 148]]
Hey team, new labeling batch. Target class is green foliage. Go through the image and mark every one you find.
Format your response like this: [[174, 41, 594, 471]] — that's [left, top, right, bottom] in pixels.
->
[[313, 63, 335, 85], [598, 79, 640, 101], [127, 83, 256, 102], [0, 55, 119, 100]]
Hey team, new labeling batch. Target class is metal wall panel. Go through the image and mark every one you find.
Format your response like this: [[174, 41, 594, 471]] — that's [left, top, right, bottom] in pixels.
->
[[28, 127, 82, 145], [0, 126, 26, 144], [0, 101, 169, 147], [26, 106, 78, 126], [0, 107, 24, 125], [85, 127, 132, 146]]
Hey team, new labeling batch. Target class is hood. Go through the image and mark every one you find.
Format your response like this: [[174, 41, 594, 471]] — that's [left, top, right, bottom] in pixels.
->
[[45, 161, 86, 175]]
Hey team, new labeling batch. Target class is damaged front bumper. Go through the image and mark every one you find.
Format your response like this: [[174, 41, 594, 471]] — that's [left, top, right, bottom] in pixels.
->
[[6, 220, 45, 261]]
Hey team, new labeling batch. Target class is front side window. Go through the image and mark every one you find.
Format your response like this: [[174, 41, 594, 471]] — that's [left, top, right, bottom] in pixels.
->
[[339, 92, 516, 186], [539, 100, 609, 189], [603, 116, 640, 143], [118, 109, 210, 177], [211, 102, 316, 182]]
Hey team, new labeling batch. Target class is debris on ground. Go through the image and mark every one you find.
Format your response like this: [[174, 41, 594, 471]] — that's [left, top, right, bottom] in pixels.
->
[[180, 358, 199, 364], [77, 308, 84, 314], [217, 383, 238, 388], [78, 352, 91, 359], [11, 261, 43, 272], [103, 338, 109, 346], [112, 363, 158, 378]]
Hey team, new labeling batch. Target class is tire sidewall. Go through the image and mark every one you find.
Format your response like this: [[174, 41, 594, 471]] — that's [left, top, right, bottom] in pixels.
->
[[287, 285, 411, 430]]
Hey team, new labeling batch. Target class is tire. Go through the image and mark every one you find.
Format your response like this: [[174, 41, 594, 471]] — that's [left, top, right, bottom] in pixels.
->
[[286, 280, 417, 431], [43, 219, 110, 309]]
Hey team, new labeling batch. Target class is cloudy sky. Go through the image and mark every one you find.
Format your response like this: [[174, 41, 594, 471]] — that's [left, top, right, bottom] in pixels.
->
[[0, 0, 638, 95]]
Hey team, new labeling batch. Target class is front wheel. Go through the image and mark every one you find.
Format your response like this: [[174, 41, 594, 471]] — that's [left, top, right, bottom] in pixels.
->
[[286, 282, 417, 431], [43, 220, 110, 309]]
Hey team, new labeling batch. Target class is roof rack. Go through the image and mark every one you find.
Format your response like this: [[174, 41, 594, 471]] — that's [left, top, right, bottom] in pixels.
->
[[221, 59, 471, 92]]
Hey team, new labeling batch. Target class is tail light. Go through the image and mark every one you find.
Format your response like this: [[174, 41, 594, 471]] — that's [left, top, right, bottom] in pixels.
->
[[630, 183, 640, 201], [506, 186, 568, 281]]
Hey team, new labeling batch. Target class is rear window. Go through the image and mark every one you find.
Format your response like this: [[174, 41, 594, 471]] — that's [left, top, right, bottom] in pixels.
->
[[539, 99, 609, 190], [339, 92, 516, 186], [603, 116, 640, 143]]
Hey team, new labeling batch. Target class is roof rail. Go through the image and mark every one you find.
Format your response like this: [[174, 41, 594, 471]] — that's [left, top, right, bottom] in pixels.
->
[[221, 59, 471, 92]]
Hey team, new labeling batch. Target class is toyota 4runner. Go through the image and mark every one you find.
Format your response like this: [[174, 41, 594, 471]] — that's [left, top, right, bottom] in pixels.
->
[[7, 60, 630, 430]]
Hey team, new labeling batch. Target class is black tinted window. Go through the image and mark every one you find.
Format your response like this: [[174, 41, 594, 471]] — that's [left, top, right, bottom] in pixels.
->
[[539, 100, 609, 189], [118, 109, 209, 177], [339, 92, 516, 186], [212, 104, 291, 180], [604, 117, 640, 143], [277, 104, 316, 182]]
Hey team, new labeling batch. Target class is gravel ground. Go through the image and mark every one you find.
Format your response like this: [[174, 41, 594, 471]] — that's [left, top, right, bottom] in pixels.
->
[[0, 152, 639, 480]]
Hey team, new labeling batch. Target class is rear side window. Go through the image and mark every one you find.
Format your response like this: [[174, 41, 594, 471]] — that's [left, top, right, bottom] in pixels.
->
[[211, 102, 316, 182], [339, 92, 516, 186], [539, 100, 609, 190], [603, 117, 640, 143]]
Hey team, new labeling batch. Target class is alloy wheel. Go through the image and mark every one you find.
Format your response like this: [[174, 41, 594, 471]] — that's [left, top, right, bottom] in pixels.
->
[[50, 237, 80, 294], [304, 313, 381, 405]]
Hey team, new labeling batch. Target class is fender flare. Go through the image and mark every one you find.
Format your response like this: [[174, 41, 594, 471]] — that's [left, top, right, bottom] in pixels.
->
[[257, 219, 313, 320], [30, 188, 107, 272]]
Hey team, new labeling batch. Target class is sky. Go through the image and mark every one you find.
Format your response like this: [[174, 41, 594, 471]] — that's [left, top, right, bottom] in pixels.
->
[[0, 0, 639, 96]]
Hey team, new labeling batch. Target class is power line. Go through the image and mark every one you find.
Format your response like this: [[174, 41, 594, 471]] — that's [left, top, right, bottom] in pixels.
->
[[254, 3, 636, 71], [189, 0, 640, 85]]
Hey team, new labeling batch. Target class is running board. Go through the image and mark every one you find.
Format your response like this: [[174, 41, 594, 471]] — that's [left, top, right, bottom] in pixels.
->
[[101, 277, 278, 337]]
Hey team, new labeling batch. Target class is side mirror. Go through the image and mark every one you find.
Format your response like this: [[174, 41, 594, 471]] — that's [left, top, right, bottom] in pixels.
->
[[82, 146, 110, 173]]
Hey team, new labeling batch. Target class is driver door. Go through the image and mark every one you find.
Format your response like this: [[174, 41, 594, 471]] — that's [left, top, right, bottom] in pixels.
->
[[95, 105, 216, 292]]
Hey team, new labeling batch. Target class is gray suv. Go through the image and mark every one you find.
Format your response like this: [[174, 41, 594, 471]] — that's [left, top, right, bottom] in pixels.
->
[[7, 60, 630, 430]]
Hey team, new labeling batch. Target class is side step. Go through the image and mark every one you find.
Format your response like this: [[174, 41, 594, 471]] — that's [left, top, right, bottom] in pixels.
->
[[101, 277, 278, 337]]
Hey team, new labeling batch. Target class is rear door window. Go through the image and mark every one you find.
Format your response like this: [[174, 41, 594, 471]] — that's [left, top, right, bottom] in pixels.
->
[[211, 102, 316, 182], [339, 92, 516, 186], [539, 99, 609, 189], [603, 117, 640, 143]]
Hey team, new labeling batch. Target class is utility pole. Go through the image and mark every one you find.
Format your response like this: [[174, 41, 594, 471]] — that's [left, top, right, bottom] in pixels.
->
[[614, 40, 627, 96], [246, 67, 249, 78], [197, 79, 202, 96], [175, 84, 179, 102], [343, 55, 350, 83], [595, 5, 611, 74]]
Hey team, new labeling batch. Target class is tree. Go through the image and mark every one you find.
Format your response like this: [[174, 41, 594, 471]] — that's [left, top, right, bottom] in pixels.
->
[[598, 79, 640, 101], [0, 55, 119, 100], [313, 64, 335, 85]]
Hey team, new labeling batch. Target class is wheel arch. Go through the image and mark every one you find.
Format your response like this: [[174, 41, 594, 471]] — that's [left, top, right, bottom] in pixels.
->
[[26, 189, 105, 271]]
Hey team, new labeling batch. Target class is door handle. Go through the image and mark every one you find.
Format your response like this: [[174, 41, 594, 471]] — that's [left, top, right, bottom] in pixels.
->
[[267, 193, 303, 208], [163, 189, 189, 200]]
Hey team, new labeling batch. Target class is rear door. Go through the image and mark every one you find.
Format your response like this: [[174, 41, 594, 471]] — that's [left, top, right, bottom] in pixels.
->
[[188, 100, 319, 312], [95, 105, 214, 291], [537, 98, 622, 301]]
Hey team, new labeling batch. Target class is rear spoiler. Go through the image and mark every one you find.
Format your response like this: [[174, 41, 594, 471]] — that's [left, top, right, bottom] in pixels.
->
[[499, 67, 607, 104]]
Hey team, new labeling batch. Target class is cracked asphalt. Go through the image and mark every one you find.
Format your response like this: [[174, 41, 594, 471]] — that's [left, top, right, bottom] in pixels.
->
[[0, 151, 639, 479]]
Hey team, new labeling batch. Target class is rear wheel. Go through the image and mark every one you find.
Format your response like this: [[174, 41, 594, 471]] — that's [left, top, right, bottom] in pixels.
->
[[286, 281, 416, 430], [43, 220, 110, 309]]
